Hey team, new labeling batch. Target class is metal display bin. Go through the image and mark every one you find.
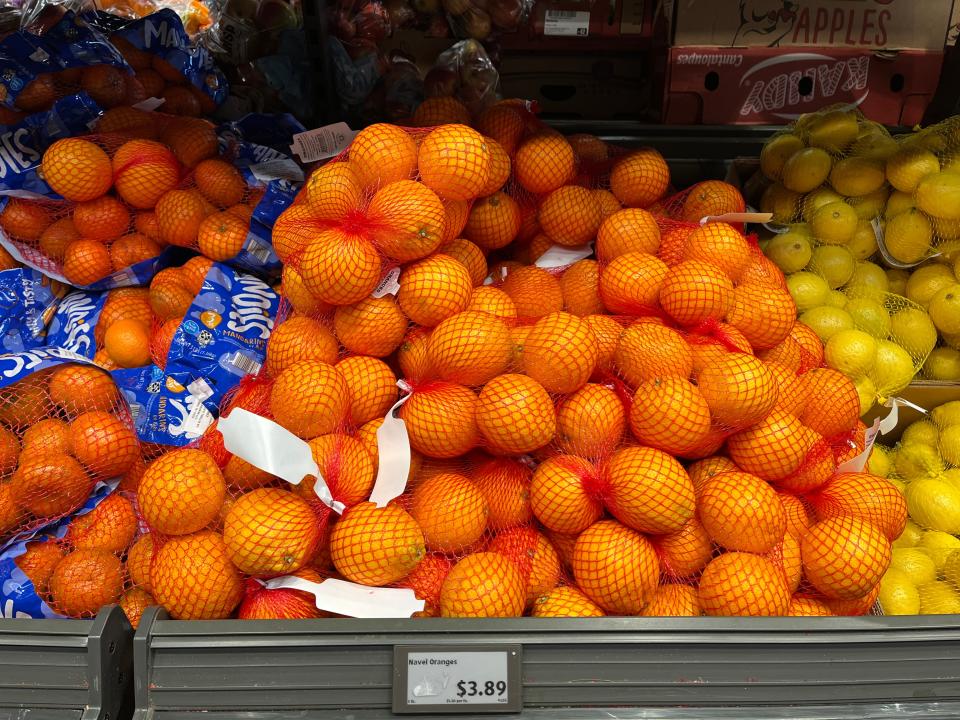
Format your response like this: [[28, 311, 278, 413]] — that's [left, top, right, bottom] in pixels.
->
[[134, 608, 960, 720], [0, 604, 133, 720]]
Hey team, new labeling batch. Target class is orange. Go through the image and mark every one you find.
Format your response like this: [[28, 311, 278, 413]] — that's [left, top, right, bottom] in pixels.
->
[[530, 455, 602, 534], [223, 488, 320, 576], [149, 269, 193, 321], [104, 318, 151, 368], [501, 266, 563, 319], [197, 211, 247, 261], [348, 123, 418, 191], [48, 549, 124, 617], [473, 457, 532, 531], [659, 260, 735, 327], [265, 315, 338, 378], [38, 216, 79, 260], [593, 188, 621, 219], [152, 315, 181, 367], [680, 180, 746, 222], [0, 199, 51, 241], [271, 203, 315, 263], [333, 296, 407, 358], [696, 353, 776, 429], [281, 265, 327, 316], [427, 311, 513, 386], [95, 106, 153, 134], [48, 364, 118, 414], [629, 377, 712, 456], [522, 231, 553, 262], [0, 371, 49, 429], [161, 85, 201, 116], [603, 445, 696, 534], [573, 519, 659, 614], [269, 360, 349, 439], [301, 228, 381, 306], [397, 253, 472, 327], [155, 189, 207, 247], [305, 162, 362, 221], [514, 133, 575, 195], [801, 517, 891, 600], [823, 584, 880, 616], [68, 411, 138, 480], [584, 314, 622, 373], [110, 232, 162, 271], [475, 103, 525, 155], [788, 596, 835, 616], [683, 222, 752, 282], [489, 526, 561, 605], [559, 259, 603, 316], [96, 287, 154, 345], [151, 530, 244, 619], [539, 185, 602, 247], [160, 118, 218, 168], [399, 382, 478, 458], [336, 355, 397, 425], [440, 551, 525, 618], [412, 96, 471, 126], [223, 456, 276, 493], [642, 583, 702, 617], [135, 211, 161, 240], [532, 586, 605, 617], [726, 411, 820, 488], [0, 425, 19, 475], [726, 281, 796, 350], [305, 433, 376, 506], [63, 240, 112, 285], [480, 137, 511, 196], [610, 149, 670, 208], [395, 553, 452, 617], [331, 501, 424, 585], [523, 311, 598, 393], [0, 483, 20, 535], [137, 449, 226, 535], [613, 321, 693, 387], [15, 74, 55, 112], [687, 456, 738, 495], [698, 552, 790, 616], [64, 493, 137, 554], [759, 336, 804, 374], [127, 533, 154, 591], [411, 472, 488, 552], [739, 253, 786, 289], [464, 192, 521, 250], [120, 587, 154, 629], [698, 470, 786, 554], [807, 472, 907, 541], [599, 251, 669, 314], [135, 67, 165, 98], [780, 492, 815, 539], [42, 139, 112, 202], [440, 238, 487, 286], [790, 321, 825, 368], [555, 383, 625, 460], [568, 133, 609, 164], [16, 540, 65, 591], [477, 373, 556, 455], [657, 224, 693, 267], [194, 158, 245, 207], [799, 369, 860, 439], [81, 64, 126, 108], [440, 198, 470, 245], [654, 517, 713, 579], [417, 124, 490, 201], [367, 180, 446, 262], [112, 139, 181, 209], [688, 322, 754, 374]]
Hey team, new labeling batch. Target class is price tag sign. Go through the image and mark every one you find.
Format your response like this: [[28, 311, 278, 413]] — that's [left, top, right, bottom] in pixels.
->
[[392, 644, 522, 714]]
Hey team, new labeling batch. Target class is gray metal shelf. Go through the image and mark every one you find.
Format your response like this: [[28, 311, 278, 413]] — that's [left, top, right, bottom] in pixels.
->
[[0, 604, 132, 720], [133, 608, 960, 720]]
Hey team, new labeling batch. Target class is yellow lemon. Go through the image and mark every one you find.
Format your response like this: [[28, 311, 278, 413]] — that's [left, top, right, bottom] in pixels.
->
[[896, 443, 944, 482], [853, 374, 877, 414], [847, 220, 879, 260], [830, 157, 885, 197], [931, 401, 960, 428], [905, 263, 955, 308], [923, 347, 960, 382], [760, 182, 802, 223], [884, 209, 933, 265], [885, 189, 915, 218], [848, 186, 890, 220], [889, 308, 938, 358], [846, 261, 889, 295], [786, 271, 831, 310], [942, 550, 960, 589], [918, 581, 960, 614], [845, 296, 890, 338], [799, 306, 854, 343], [868, 339, 915, 396], [802, 188, 843, 221], [886, 268, 910, 295], [919, 531, 960, 571], [892, 519, 924, 549], [827, 290, 848, 308], [867, 444, 891, 477], [810, 245, 855, 288], [766, 229, 812, 273], [810, 200, 858, 245], [906, 478, 960, 533], [928, 283, 960, 335], [825, 329, 876, 377], [782, 147, 832, 194], [886, 147, 941, 193], [805, 110, 859, 154], [760, 133, 805, 180], [902, 420, 939, 447], [878, 568, 920, 615], [916, 171, 960, 221], [939, 424, 960, 467], [890, 547, 937, 585]]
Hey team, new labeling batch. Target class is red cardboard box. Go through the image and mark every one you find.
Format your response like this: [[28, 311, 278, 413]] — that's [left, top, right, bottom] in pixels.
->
[[662, 46, 944, 125], [500, 0, 653, 51]]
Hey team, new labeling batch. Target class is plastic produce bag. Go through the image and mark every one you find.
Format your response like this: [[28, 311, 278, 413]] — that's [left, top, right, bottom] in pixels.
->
[[0, 266, 64, 351], [421, 39, 498, 117]]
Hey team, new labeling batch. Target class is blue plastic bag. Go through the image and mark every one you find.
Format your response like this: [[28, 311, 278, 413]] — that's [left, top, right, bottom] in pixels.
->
[[44, 285, 106, 360], [0, 267, 65, 352]]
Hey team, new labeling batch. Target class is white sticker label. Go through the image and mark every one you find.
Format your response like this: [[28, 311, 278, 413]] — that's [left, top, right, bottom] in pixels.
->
[[290, 123, 356, 163], [263, 576, 424, 618], [179, 396, 215, 437], [405, 651, 510, 705], [535, 243, 593, 269], [186, 377, 215, 402], [371, 267, 401, 298], [250, 158, 305, 184], [369, 390, 412, 507], [544, 9, 590, 36], [132, 97, 166, 112]]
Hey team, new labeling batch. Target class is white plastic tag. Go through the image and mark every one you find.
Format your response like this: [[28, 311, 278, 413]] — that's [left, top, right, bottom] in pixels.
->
[[217, 409, 345, 514], [836, 397, 919, 473], [700, 212, 774, 225], [263, 576, 424, 618], [535, 243, 593, 269], [132, 97, 166, 112], [369, 389, 413, 507], [371, 267, 401, 298], [482, 266, 509, 286], [250, 158, 305, 184], [290, 123, 356, 163]]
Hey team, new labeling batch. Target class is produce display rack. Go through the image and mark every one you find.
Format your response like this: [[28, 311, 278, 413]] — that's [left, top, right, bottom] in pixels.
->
[[133, 608, 960, 720], [0, 604, 132, 720]]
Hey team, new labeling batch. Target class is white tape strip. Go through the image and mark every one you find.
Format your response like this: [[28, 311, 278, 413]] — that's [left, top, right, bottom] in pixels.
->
[[369, 388, 413, 508], [263, 576, 425, 618], [217, 409, 345, 514], [700, 212, 774, 225], [535, 243, 593, 269]]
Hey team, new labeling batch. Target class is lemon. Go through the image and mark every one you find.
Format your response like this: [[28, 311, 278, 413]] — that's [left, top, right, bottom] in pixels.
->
[[809, 245, 855, 288], [760, 133, 805, 180], [896, 443, 944, 481], [805, 110, 859, 154], [848, 220, 879, 260], [943, 153, 960, 172], [782, 147, 833, 194], [884, 209, 933, 265], [886, 147, 941, 193], [946, 332, 960, 351], [825, 329, 876, 376], [760, 183, 801, 223], [827, 290, 848, 308], [867, 444, 891, 477], [944, 469, 960, 493], [853, 374, 877, 414], [802, 188, 843, 221], [868, 340, 915, 395], [845, 296, 890, 338], [889, 308, 938, 358], [902, 420, 939, 447], [907, 478, 960, 533], [923, 347, 960, 382], [786, 271, 831, 311], [916, 171, 960, 221], [931, 401, 960, 428], [892, 519, 924, 549], [891, 548, 938, 585], [878, 568, 920, 615], [928, 284, 960, 334], [943, 550, 960, 588], [905, 263, 955, 308], [945, 241, 960, 265], [850, 126, 898, 161], [918, 581, 960, 614], [799, 306, 854, 343], [829, 157, 885, 197], [810, 200, 858, 245], [847, 186, 890, 220], [887, 476, 907, 495], [931, 216, 960, 241], [919, 531, 960, 570], [846, 261, 889, 295], [886, 190, 915, 219], [766, 229, 812, 273], [940, 425, 960, 466]]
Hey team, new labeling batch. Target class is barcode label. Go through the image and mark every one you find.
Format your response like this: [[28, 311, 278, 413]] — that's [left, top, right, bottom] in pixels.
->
[[244, 235, 274, 265], [181, 398, 215, 437], [228, 351, 262, 376], [250, 158, 305, 184], [290, 123, 356, 163], [544, 9, 590, 36], [129, 403, 141, 421]]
